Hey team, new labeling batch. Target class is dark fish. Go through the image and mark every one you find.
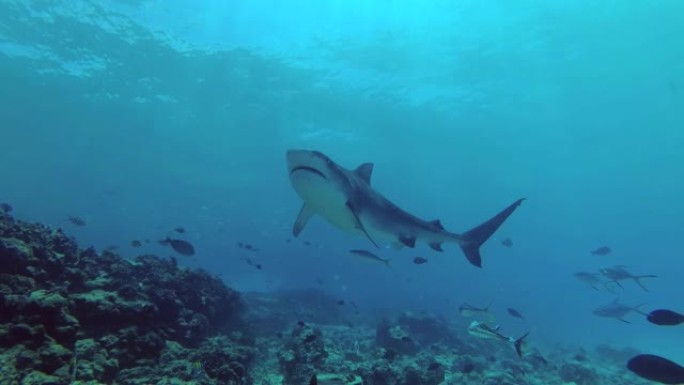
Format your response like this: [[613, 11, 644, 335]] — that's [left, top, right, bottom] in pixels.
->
[[174, 227, 186, 234], [131, 240, 142, 248], [591, 246, 611, 256], [0, 203, 12, 213], [164, 238, 195, 256], [627, 354, 684, 384], [337, 300, 345, 306], [255, 263, 263, 270], [68, 216, 86, 226], [507, 308, 525, 319], [413, 257, 428, 264], [304, 241, 312, 246], [501, 238, 513, 247], [427, 362, 441, 371], [297, 321, 306, 327], [303, 334, 317, 343], [245, 244, 253, 250], [401, 336, 412, 343], [647, 309, 684, 326]]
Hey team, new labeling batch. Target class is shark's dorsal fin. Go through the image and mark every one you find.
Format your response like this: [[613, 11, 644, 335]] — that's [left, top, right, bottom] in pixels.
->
[[354, 162, 374, 185], [429, 219, 445, 230], [346, 201, 379, 247], [293, 204, 315, 237]]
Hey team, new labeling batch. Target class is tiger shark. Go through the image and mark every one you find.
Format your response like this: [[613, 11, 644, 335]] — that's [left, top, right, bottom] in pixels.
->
[[286, 149, 524, 268]]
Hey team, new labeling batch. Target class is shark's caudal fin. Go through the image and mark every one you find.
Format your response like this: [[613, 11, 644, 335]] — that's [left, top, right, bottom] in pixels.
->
[[460, 198, 525, 268], [513, 331, 530, 358]]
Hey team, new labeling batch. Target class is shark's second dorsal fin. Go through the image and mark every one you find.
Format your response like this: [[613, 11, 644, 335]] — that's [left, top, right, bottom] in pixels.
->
[[354, 162, 374, 185], [293, 204, 315, 237], [429, 219, 445, 230]]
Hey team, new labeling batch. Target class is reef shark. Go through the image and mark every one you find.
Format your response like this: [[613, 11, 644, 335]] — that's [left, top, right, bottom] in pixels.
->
[[286, 149, 524, 268]]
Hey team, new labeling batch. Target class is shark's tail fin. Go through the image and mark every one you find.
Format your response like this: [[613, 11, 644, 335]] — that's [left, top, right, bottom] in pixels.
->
[[513, 331, 530, 358], [460, 198, 525, 268], [633, 275, 657, 292]]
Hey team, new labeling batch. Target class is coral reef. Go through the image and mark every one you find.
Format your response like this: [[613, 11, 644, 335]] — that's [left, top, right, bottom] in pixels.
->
[[0, 211, 250, 384], [0, 210, 652, 385]]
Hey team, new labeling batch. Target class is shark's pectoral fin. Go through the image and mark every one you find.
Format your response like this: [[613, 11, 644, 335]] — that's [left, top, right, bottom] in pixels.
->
[[354, 162, 374, 185], [399, 235, 416, 248], [346, 201, 379, 247], [293, 204, 315, 237], [429, 242, 443, 252]]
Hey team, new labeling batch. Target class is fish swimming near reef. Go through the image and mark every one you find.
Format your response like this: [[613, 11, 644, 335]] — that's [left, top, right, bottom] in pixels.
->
[[0, 203, 12, 213], [308, 373, 363, 385], [628, 354, 684, 384], [592, 299, 647, 323], [160, 237, 195, 256], [507, 308, 525, 320], [286, 150, 524, 268], [467, 320, 529, 358], [67, 216, 86, 226], [459, 302, 495, 322], [646, 309, 684, 326], [348, 249, 391, 269], [574, 271, 605, 291], [413, 257, 428, 264], [600, 265, 656, 292], [591, 246, 611, 256], [500, 238, 513, 247]]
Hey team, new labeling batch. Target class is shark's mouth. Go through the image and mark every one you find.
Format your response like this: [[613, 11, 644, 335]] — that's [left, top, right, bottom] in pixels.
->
[[290, 166, 328, 180]]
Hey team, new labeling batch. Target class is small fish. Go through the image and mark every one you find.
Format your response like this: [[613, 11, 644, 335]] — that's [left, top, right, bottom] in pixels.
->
[[413, 257, 428, 265], [459, 302, 494, 321], [0, 203, 12, 213], [131, 240, 142, 248], [237, 242, 244, 248], [303, 334, 317, 344], [600, 266, 656, 292], [647, 309, 684, 326], [400, 336, 412, 343], [592, 299, 647, 323], [427, 362, 441, 371], [507, 308, 525, 320], [245, 244, 254, 250], [574, 271, 604, 291], [189, 360, 204, 379], [500, 238, 513, 247], [308, 373, 358, 385], [304, 241, 312, 247], [255, 263, 263, 270], [174, 227, 186, 234], [467, 320, 529, 358], [349, 249, 391, 268], [591, 246, 611, 256], [67, 216, 86, 226], [627, 354, 684, 384], [297, 320, 306, 327], [163, 238, 195, 256], [337, 300, 345, 306]]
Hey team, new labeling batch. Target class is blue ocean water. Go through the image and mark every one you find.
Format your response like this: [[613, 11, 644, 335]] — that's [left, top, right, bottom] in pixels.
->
[[1, 0, 682, 365]]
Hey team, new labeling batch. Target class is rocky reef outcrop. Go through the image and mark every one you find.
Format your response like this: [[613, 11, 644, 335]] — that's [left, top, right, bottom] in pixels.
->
[[0, 210, 251, 384]]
